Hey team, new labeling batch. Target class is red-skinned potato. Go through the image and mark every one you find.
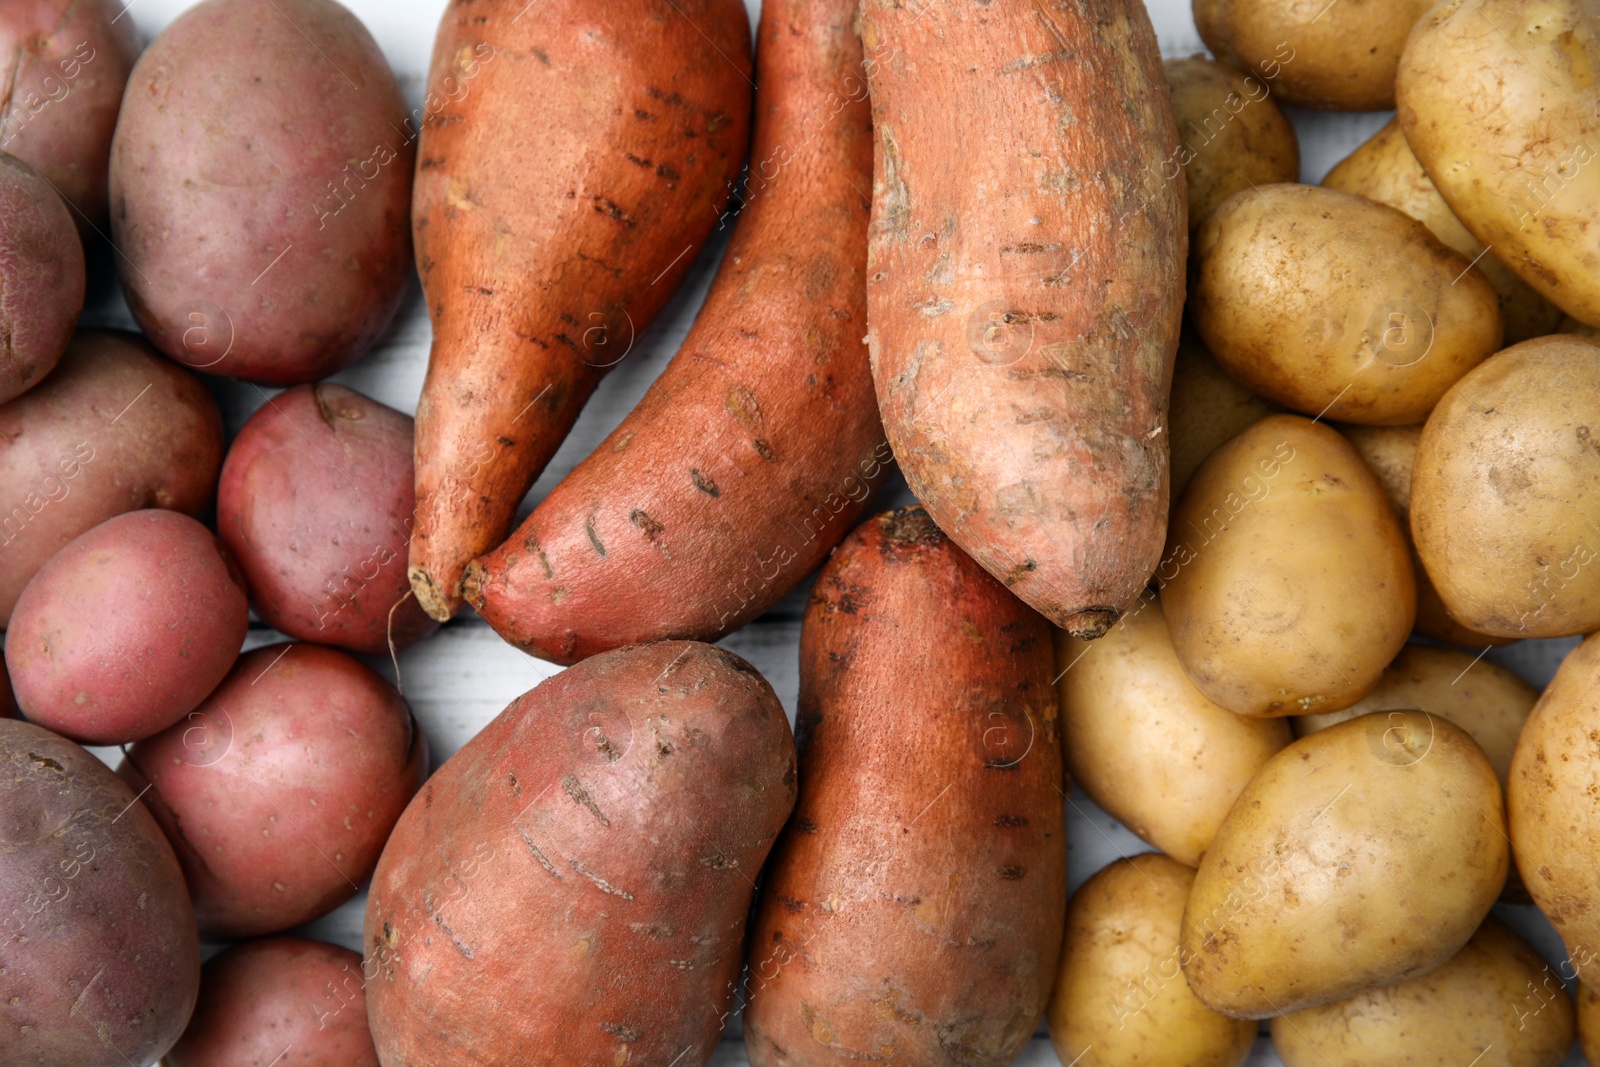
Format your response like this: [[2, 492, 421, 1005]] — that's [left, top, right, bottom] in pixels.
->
[[0, 718, 200, 1067], [219, 383, 436, 654], [364, 641, 795, 1067], [0, 330, 224, 626], [120, 642, 427, 940], [0, 153, 84, 403], [6, 510, 248, 744]]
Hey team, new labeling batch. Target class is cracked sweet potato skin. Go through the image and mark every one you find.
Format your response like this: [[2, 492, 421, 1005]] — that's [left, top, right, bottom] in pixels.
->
[[463, 0, 881, 664], [364, 640, 796, 1067], [407, 0, 752, 622], [861, 0, 1185, 639], [744, 507, 1065, 1067]]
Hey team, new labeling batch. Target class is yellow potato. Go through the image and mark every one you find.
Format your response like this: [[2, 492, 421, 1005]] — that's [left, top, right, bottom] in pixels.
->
[[1270, 919, 1573, 1067], [1412, 336, 1600, 639], [1398, 0, 1600, 326], [1057, 594, 1291, 866], [1165, 56, 1299, 234], [1191, 184, 1504, 425], [1580, 982, 1600, 1064], [1168, 333, 1278, 505], [1563, 316, 1600, 341], [1161, 414, 1415, 717], [1181, 711, 1508, 1018], [1047, 853, 1256, 1067], [1323, 119, 1563, 344]]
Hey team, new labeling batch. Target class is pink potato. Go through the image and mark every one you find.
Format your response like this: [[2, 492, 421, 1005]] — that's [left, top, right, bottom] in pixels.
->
[[219, 383, 437, 654], [110, 0, 414, 384], [119, 642, 427, 940], [0, 153, 85, 403], [5, 509, 249, 744], [169, 937, 379, 1067]]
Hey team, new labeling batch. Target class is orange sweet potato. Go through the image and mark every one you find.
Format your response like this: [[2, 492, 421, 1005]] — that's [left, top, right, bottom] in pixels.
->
[[744, 507, 1065, 1067], [861, 0, 1186, 638], [407, 0, 752, 621], [462, 0, 882, 664]]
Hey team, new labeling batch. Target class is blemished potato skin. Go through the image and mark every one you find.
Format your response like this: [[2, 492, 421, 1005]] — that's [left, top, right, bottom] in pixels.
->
[[6, 510, 248, 745], [1168, 332, 1278, 505], [1161, 414, 1415, 718], [1582, 983, 1600, 1064], [1057, 593, 1291, 866], [861, 0, 1186, 640], [120, 642, 427, 940], [1322, 119, 1563, 345], [1164, 56, 1299, 234], [1411, 336, 1600, 639], [0, 153, 84, 403], [170, 938, 379, 1067], [1182, 711, 1508, 1018], [0, 330, 224, 626], [0, 718, 200, 1067], [219, 384, 437, 655], [1270, 919, 1573, 1067], [744, 507, 1064, 1067], [1398, 0, 1600, 327], [110, 0, 413, 384], [464, 0, 882, 665], [364, 641, 795, 1067], [1047, 854, 1256, 1067], [407, 0, 752, 623], [1190, 183, 1504, 425]]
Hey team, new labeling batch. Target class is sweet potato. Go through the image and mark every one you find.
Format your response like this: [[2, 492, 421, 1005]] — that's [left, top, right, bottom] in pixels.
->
[[744, 507, 1065, 1067], [0, 153, 83, 403], [463, 0, 881, 664], [364, 641, 795, 1066], [861, 0, 1185, 639], [407, 0, 753, 621]]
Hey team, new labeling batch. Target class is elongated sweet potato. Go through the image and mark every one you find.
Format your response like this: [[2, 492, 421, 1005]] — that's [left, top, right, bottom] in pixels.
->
[[407, 0, 752, 621], [861, 0, 1185, 638], [364, 640, 796, 1066], [463, 0, 881, 664], [744, 507, 1065, 1067]]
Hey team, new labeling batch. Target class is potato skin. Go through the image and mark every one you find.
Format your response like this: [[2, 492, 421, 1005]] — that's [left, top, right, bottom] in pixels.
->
[[1191, 184, 1503, 425], [219, 384, 436, 654], [1182, 711, 1507, 1018], [120, 643, 426, 940], [0, 718, 200, 1067], [1582, 982, 1600, 1064], [0, 330, 224, 626], [862, 0, 1185, 639], [1168, 332, 1278, 504], [1048, 854, 1255, 1067], [111, 0, 413, 383], [464, 0, 881, 664], [744, 507, 1064, 1067], [6, 510, 248, 744], [1058, 594, 1290, 866], [364, 641, 795, 1067], [0, 153, 83, 403]]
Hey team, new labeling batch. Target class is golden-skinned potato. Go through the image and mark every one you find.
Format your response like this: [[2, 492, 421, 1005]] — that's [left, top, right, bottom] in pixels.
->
[[1181, 711, 1508, 1019], [1162, 414, 1415, 718], [1580, 983, 1600, 1064], [1057, 594, 1291, 866], [1191, 184, 1504, 425], [1047, 854, 1256, 1067], [1168, 333, 1279, 505], [1412, 336, 1600, 639]]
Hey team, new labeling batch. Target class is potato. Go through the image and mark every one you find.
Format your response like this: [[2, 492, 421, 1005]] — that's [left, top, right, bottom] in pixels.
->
[[1047, 853, 1256, 1067], [0, 718, 199, 1066], [1582, 983, 1600, 1065], [1564, 316, 1600, 342], [219, 384, 436, 654], [1161, 414, 1414, 717], [1397, 0, 1600, 326], [1270, 919, 1572, 1067], [1412, 336, 1600, 639], [1168, 332, 1278, 504], [1057, 593, 1291, 866], [1165, 56, 1299, 234], [0, 153, 84, 404], [1191, 184, 1503, 425], [1181, 711, 1507, 1018], [365, 641, 795, 1066], [0, 330, 223, 626], [1322, 119, 1563, 345], [1195, 0, 1432, 110], [110, 0, 413, 383], [169, 938, 378, 1067], [120, 642, 426, 939]]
